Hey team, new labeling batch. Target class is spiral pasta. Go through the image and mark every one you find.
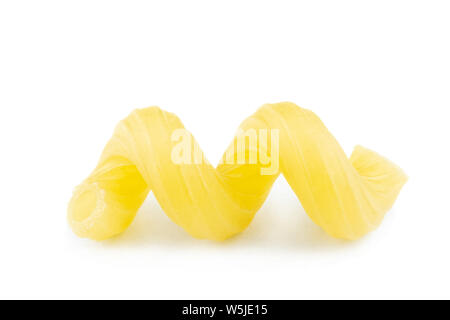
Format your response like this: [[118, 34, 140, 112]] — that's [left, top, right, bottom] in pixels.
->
[[68, 102, 407, 241]]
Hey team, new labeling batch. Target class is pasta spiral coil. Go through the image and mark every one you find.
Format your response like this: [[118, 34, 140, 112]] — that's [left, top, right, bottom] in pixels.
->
[[68, 102, 407, 241]]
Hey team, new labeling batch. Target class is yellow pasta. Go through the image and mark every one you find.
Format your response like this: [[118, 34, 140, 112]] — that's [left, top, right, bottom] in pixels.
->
[[68, 102, 407, 241]]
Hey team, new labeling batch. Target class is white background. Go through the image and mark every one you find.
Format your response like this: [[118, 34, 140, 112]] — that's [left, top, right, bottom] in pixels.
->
[[0, 1, 449, 299]]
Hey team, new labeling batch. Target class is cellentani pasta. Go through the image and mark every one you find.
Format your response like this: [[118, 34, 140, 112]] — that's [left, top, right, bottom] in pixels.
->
[[68, 102, 407, 241]]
